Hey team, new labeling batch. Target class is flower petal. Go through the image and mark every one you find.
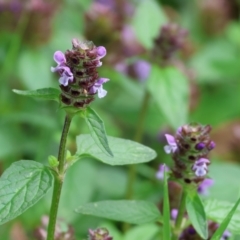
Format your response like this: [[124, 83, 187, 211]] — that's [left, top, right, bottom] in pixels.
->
[[97, 85, 107, 98], [53, 51, 66, 64], [164, 145, 172, 154], [165, 134, 176, 145], [97, 46, 107, 58]]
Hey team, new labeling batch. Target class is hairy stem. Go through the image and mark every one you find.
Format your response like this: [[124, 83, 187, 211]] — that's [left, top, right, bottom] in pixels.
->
[[47, 115, 72, 240]]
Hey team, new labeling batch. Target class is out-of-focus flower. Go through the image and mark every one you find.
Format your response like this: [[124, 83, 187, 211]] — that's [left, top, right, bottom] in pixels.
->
[[34, 216, 75, 240], [197, 178, 214, 195], [127, 60, 151, 82], [153, 23, 188, 63], [51, 39, 109, 108], [156, 164, 169, 180], [163, 123, 215, 187], [88, 228, 113, 240]]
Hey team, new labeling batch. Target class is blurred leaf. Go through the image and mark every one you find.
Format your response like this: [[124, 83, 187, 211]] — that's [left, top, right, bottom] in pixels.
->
[[190, 83, 240, 126], [210, 197, 240, 240], [205, 199, 240, 234], [147, 66, 189, 129], [0, 160, 53, 225], [190, 39, 240, 83], [186, 190, 208, 239], [13, 88, 60, 102], [208, 162, 240, 202], [59, 159, 97, 221], [76, 134, 157, 165], [75, 200, 161, 224], [82, 107, 113, 157], [131, 0, 167, 49], [18, 49, 53, 89], [163, 166, 170, 239], [124, 223, 159, 240]]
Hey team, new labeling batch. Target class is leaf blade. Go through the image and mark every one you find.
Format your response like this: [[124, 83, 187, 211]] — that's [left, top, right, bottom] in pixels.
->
[[147, 66, 189, 129], [83, 107, 113, 157], [76, 134, 157, 165], [75, 200, 161, 224], [185, 191, 208, 239], [0, 160, 53, 225], [13, 88, 60, 101], [210, 197, 240, 240]]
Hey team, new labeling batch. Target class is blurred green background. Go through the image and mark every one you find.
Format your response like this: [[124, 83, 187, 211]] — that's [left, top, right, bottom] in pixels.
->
[[0, 0, 240, 239]]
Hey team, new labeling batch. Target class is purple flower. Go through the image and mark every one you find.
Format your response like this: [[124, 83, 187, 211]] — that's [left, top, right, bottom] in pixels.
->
[[192, 158, 210, 177], [198, 178, 214, 195], [164, 134, 177, 154], [51, 51, 73, 86], [208, 141, 216, 150], [156, 164, 169, 180], [171, 209, 178, 220], [220, 229, 231, 240], [89, 78, 109, 98], [97, 46, 107, 59]]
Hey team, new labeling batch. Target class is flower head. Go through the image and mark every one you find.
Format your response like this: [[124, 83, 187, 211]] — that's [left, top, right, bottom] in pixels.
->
[[163, 123, 215, 188], [51, 39, 109, 108]]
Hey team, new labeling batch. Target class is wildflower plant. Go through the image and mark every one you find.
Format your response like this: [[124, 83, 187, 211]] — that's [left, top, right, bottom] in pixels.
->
[[0, 39, 158, 240]]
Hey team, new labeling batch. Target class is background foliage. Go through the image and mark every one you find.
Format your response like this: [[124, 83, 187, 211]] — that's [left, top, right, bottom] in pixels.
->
[[0, 0, 240, 239]]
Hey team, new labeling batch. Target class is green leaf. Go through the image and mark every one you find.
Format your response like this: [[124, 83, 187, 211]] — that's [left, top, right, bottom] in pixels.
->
[[76, 134, 157, 165], [13, 88, 60, 102], [131, 0, 167, 49], [210, 197, 240, 240], [75, 200, 161, 224], [0, 160, 53, 225], [185, 191, 208, 239], [82, 107, 113, 157], [124, 223, 159, 240], [163, 166, 171, 239], [147, 66, 189, 129], [205, 199, 240, 234]]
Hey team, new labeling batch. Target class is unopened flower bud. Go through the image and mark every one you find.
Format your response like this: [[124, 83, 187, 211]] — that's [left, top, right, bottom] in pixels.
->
[[48, 155, 59, 167]]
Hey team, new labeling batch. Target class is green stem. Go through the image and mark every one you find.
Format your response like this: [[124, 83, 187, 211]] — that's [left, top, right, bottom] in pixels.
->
[[46, 115, 72, 240], [172, 190, 187, 240], [125, 90, 150, 199]]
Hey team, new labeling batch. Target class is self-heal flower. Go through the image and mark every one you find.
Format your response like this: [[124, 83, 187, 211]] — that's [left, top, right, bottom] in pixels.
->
[[156, 164, 169, 180], [192, 158, 210, 177], [198, 178, 214, 195], [51, 39, 109, 108], [164, 134, 177, 154], [51, 51, 73, 86], [89, 78, 109, 98]]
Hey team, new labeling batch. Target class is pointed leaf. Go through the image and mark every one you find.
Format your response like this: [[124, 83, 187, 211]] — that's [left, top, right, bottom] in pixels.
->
[[76, 134, 157, 165], [147, 66, 189, 129], [205, 199, 240, 234], [185, 191, 208, 239], [210, 197, 240, 240], [82, 107, 113, 157], [13, 88, 60, 101], [163, 166, 171, 239], [75, 200, 161, 224], [0, 160, 53, 225]]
